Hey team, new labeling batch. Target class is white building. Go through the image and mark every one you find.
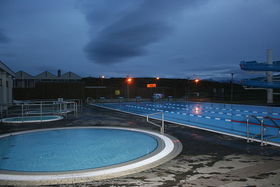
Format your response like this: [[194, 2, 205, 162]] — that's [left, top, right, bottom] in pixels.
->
[[0, 61, 15, 105]]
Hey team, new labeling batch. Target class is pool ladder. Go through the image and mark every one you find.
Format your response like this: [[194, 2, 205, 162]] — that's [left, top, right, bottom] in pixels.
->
[[246, 115, 280, 146], [146, 112, 165, 134], [246, 115, 265, 146]]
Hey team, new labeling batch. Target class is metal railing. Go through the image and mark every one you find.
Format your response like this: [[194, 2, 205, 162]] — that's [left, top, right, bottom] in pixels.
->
[[146, 112, 165, 134], [262, 116, 280, 144], [246, 115, 280, 146], [0, 99, 80, 123], [246, 115, 265, 146]]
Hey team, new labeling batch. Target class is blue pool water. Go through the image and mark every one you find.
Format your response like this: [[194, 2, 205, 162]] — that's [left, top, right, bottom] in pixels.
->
[[0, 128, 158, 172], [93, 101, 280, 145]]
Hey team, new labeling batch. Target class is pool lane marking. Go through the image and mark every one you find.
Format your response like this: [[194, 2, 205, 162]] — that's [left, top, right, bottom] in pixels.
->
[[172, 106, 272, 116], [134, 107, 246, 121], [157, 109, 236, 122], [122, 103, 280, 117], [231, 120, 279, 128], [150, 104, 279, 117], [122, 104, 280, 123]]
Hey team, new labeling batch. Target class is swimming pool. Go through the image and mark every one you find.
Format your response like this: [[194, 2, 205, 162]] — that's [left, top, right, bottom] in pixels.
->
[[0, 127, 182, 185], [91, 101, 280, 146], [1, 115, 63, 123]]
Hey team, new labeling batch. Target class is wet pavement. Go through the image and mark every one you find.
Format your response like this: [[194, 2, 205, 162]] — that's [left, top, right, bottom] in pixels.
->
[[1, 105, 280, 187]]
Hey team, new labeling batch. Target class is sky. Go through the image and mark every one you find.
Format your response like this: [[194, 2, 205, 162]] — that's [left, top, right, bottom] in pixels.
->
[[0, 0, 280, 80]]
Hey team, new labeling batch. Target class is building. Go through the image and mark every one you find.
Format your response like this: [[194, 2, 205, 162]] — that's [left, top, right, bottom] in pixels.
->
[[15, 70, 82, 88], [15, 71, 35, 88], [14, 70, 83, 100], [0, 61, 15, 105]]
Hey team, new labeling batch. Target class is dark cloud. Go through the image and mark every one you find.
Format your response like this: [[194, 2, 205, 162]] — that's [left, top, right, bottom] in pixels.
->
[[0, 29, 10, 43], [1, 0, 279, 79], [85, 22, 170, 64], [82, 0, 200, 65]]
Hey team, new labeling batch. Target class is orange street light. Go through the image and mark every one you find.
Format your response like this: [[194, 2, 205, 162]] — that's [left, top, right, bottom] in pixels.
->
[[156, 77, 160, 80], [194, 79, 200, 85], [126, 77, 133, 84]]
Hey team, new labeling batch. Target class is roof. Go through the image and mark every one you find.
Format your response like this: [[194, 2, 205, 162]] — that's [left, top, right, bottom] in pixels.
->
[[15, 71, 34, 79], [35, 71, 57, 80], [61, 72, 82, 80], [14, 70, 82, 80], [0, 61, 16, 77]]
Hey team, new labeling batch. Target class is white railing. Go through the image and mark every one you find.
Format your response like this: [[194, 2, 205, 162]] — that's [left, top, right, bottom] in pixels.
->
[[146, 112, 165, 134], [0, 99, 81, 122], [246, 115, 280, 146], [246, 115, 264, 146]]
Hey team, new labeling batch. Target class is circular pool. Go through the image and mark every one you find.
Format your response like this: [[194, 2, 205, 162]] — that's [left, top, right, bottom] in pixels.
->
[[0, 127, 182, 185], [1, 115, 63, 123], [26, 110, 72, 115]]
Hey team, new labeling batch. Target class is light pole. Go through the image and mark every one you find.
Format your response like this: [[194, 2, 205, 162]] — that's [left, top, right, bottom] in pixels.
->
[[193, 78, 200, 99], [185, 77, 189, 101], [126, 77, 133, 99], [99, 75, 105, 86], [230, 73, 234, 102], [155, 77, 160, 93]]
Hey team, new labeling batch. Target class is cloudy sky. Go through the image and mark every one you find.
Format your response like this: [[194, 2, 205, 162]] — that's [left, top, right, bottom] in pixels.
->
[[0, 0, 280, 80]]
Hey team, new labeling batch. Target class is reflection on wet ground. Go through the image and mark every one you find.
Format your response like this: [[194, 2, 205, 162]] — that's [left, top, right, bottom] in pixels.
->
[[1, 106, 280, 187]]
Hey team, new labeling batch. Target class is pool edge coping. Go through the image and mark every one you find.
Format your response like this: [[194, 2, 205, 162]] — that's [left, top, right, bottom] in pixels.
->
[[0, 115, 63, 124], [0, 126, 182, 185]]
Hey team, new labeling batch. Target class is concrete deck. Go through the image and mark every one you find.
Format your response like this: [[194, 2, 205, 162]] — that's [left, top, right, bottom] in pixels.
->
[[1, 105, 280, 187]]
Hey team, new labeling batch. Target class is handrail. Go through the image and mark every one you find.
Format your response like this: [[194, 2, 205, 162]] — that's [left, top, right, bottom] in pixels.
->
[[246, 115, 280, 146], [247, 115, 262, 123], [146, 112, 165, 134], [263, 116, 280, 129], [262, 116, 280, 143], [246, 115, 264, 146]]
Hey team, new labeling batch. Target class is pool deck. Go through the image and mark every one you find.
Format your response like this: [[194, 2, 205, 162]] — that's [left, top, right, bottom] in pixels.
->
[[1, 105, 280, 186]]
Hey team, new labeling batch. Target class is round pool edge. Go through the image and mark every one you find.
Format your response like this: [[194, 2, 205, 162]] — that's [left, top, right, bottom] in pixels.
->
[[1, 115, 63, 124], [0, 126, 182, 186]]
